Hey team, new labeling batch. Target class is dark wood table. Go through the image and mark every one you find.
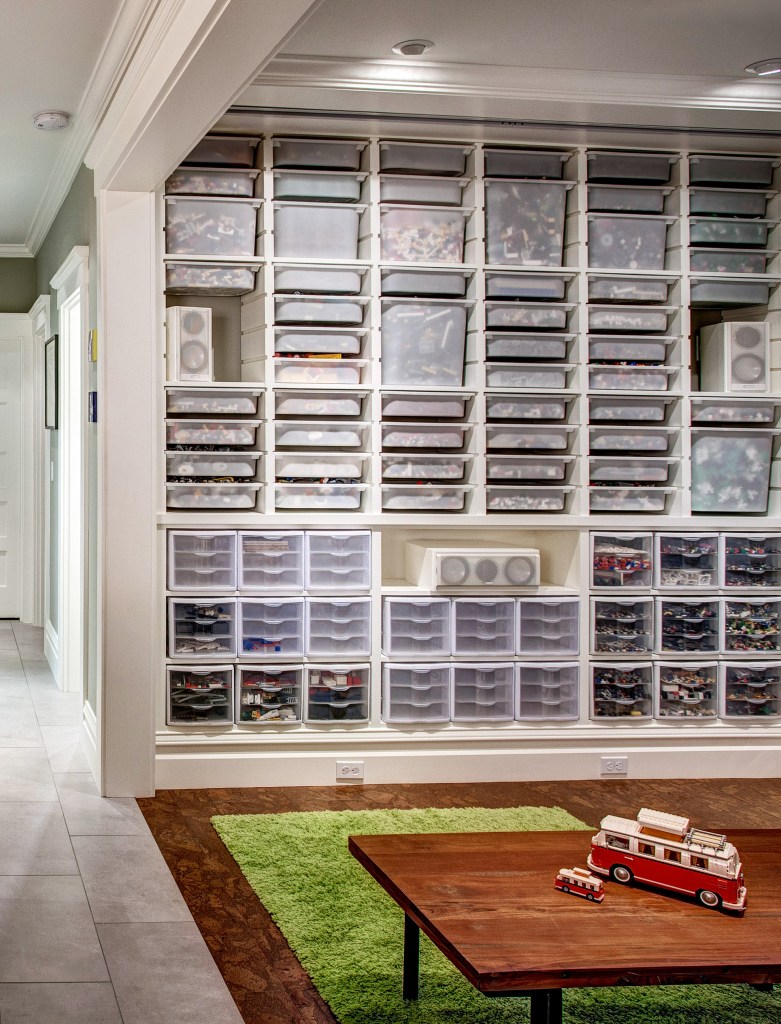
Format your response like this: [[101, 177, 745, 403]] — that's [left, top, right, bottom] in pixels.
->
[[349, 829, 781, 1024]]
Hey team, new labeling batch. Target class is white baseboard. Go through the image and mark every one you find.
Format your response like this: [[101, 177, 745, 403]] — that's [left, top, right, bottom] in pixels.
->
[[81, 701, 99, 784], [43, 620, 60, 687]]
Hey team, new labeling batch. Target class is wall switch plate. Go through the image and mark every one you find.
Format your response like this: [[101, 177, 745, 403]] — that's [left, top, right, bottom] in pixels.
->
[[336, 760, 364, 781], [600, 755, 628, 775]]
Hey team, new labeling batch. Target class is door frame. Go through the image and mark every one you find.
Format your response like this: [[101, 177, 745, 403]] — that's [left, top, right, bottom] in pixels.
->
[[25, 295, 50, 631]]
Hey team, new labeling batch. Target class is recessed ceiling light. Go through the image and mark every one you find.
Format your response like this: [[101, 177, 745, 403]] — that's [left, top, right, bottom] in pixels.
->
[[745, 58, 781, 76], [392, 39, 434, 57], [33, 110, 70, 130]]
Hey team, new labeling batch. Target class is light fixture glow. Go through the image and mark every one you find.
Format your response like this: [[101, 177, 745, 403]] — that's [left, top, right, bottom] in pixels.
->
[[745, 58, 781, 76], [392, 39, 434, 57]]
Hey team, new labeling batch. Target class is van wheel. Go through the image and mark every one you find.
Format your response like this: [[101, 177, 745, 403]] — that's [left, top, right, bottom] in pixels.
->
[[610, 864, 633, 884], [697, 889, 721, 909], [586, 893, 594, 901], [562, 885, 569, 893]]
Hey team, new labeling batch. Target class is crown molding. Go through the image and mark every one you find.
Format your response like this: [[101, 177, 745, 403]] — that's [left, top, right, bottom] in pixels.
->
[[0, 243, 34, 258]]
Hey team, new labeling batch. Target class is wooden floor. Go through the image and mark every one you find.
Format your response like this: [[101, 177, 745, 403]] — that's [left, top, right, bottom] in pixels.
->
[[138, 778, 781, 1024]]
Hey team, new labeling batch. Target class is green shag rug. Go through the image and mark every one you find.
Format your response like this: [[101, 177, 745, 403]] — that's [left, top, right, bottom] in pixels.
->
[[212, 806, 779, 1024]]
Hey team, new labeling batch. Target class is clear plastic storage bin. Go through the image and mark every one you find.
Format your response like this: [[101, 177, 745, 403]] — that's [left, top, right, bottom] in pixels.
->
[[591, 663, 652, 719], [587, 151, 675, 184], [238, 532, 305, 592], [485, 363, 572, 390], [486, 424, 576, 450], [382, 454, 470, 481], [274, 266, 365, 294], [275, 421, 368, 449], [306, 665, 369, 723], [382, 597, 452, 656], [183, 135, 258, 167], [167, 531, 237, 592], [305, 531, 371, 591], [656, 598, 721, 655], [381, 393, 468, 419], [588, 396, 673, 422], [484, 148, 569, 179], [688, 154, 778, 188], [486, 455, 573, 481], [516, 662, 579, 721], [239, 598, 305, 658], [380, 300, 467, 386], [591, 597, 654, 655], [591, 533, 653, 589], [655, 662, 718, 719], [589, 426, 675, 453], [274, 484, 365, 511], [166, 484, 260, 510], [590, 486, 673, 513], [689, 188, 771, 218], [485, 302, 571, 330], [485, 180, 570, 265], [691, 429, 773, 514], [380, 269, 469, 297], [485, 332, 572, 361], [168, 599, 237, 659], [587, 215, 670, 270], [587, 184, 670, 214], [164, 197, 259, 257], [381, 422, 469, 449], [484, 273, 567, 300], [588, 366, 674, 391], [588, 335, 674, 363], [690, 279, 772, 306], [691, 399, 779, 425], [167, 666, 234, 725], [306, 598, 371, 656], [272, 170, 364, 203], [587, 276, 670, 303], [274, 329, 364, 356], [165, 419, 260, 447], [273, 296, 366, 326], [589, 457, 674, 484], [588, 305, 673, 332], [165, 389, 260, 416], [382, 664, 452, 724], [452, 599, 516, 655], [166, 167, 258, 197], [273, 203, 362, 259], [274, 358, 365, 385], [721, 662, 779, 719], [275, 454, 367, 481], [165, 262, 258, 296], [272, 138, 365, 171], [452, 663, 515, 721], [689, 249, 770, 275], [690, 218, 771, 248], [275, 391, 365, 418], [655, 534, 719, 589], [379, 175, 467, 205], [487, 485, 572, 512], [381, 485, 470, 511], [237, 666, 301, 725], [380, 206, 468, 263], [723, 599, 781, 655], [517, 598, 579, 655], [722, 534, 781, 589], [379, 142, 469, 176], [166, 451, 260, 480]]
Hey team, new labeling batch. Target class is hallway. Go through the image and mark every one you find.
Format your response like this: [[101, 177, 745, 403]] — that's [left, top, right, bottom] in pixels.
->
[[0, 620, 242, 1024]]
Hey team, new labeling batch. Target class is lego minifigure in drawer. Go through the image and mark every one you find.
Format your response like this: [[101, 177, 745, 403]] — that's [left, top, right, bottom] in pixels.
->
[[724, 602, 780, 653]]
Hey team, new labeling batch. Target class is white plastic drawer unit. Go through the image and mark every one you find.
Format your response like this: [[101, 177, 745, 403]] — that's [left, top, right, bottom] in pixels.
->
[[183, 135, 259, 168], [589, 395, 673, 423], [655, 534, 720, 589], [591, 597, 654, 655], [272, 138, 366, 171], [452, 664, 515, 722], [274, 266, 366, 295], [306, 665, 370, 723], [517, 598, 579, 656], [485, 363, 573, 390], [305, 531, 371, 591], [486, 455, 574, 482], [380, 206, 468, 263], [381, 422, 469, 450], [275, 421, 368, 449], [275, 485, 366, 512], [688, 153, 778, 188], [588, 305, 674, 333], [165, 484, 261, 511], [691, 430, 773, 515], [273, 359, 367, 386], [656, 598, 721, 655], [591, 533, 653, 590], [486, 425, 576, 451], [381, 455, 471, 481], [689, 187, 772, 219], [275, 454, 367, 481], [452, 599, 516, 655], [380, 268, 470, 298], [591, 663, 653, 720], [587, 151, 675, 184], [165, 420, 260, 448], [690, 279, 771, 308], [379, 175, 467, 206], [587, 214, 672, 271], [166, 452, 260, 481], [723, 599, 781, 655], [165, 389, 261, 416], [273, 297, 368, 327], [306, 598, 371, 656], [164, 196, 260, 258], [237, 665, 302, 725], [273, 203, 363, 260], [587, 335, 674, 364], [273, 329, 365, 356], [587, 184, 672, 215], [274, 391, 366, 419], [484, 179, 571, 266], [485, 302, 571, 331], [379, 141, 470, 176], [486, 486, 572, 513], [168, 599, 237, 659], [238, 532, 305, 592], [382, 598, 452, 656], [272, 170, 365, 204], [655, 662, 719, 720], [721, 662, 780, 720], [165, 262, 258, 296], [239, 598, 305, 658], [381, 664, 452, 724], [380, 300, 468, 387], [516, 662, 579, 722], [485, 395, 572, 421], [589, 427, 676, 454], [165, 167, 258, 197], [381, 393, 468, 419], [167, 531, 237, 592], [484, 148, 569, 179], [587, 276, 671, 304], [590, 487, 673, 514], [722, 534, 781, 590], [485, 333, 573, 361], [381, 485, 471, 512], [589, 457, 674, 485], [689, 249, 770, 275], [167, 666, 234, 726]]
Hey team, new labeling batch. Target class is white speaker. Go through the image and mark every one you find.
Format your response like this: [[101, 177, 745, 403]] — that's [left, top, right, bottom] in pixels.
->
[[699, 321, 769, 394], [404, 543, 540, 590], [166, 306, 213, 381]]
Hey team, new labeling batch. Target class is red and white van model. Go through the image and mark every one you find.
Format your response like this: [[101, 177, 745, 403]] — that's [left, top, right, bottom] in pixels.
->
[[554, 866, 605, 902]]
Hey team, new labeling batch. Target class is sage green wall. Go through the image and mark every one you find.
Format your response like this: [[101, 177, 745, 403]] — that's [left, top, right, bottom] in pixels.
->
[[0, 259, 37, 311]]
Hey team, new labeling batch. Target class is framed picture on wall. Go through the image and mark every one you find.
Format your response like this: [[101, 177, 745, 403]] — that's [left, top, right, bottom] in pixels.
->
[[45, 334, 58, 429]]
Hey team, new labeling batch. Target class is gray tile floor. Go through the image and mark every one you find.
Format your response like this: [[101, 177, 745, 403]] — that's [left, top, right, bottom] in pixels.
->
[[0, 621, 243, 1024]]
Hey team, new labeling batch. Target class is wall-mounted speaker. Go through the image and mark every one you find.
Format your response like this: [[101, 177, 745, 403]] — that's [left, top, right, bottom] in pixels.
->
[[699, 321, 769, 394], [166, 306, 213, 382], [404, 543, 540, 590]]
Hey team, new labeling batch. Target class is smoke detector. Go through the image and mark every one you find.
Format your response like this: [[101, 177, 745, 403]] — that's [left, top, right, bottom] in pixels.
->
[[33, 111, 70, 131]]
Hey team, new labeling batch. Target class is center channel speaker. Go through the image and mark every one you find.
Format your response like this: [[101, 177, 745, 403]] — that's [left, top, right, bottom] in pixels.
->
[[404, 543, 540, 590], [166, 306, 213, 381], [699, 321, 769, 393]]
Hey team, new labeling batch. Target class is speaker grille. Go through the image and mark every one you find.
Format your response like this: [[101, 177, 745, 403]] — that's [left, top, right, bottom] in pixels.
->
[[734, 324, 762, 350], [180, 339, 210, 373], [440, 556, 469, 585], [732, 353, 766, 385], [505, 556, 537, 586], [475, 558, 499, 583]]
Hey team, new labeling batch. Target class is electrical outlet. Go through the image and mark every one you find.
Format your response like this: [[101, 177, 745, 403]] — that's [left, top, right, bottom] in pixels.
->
[[600, 755, 628, 775], [336, 760, 364, 781]]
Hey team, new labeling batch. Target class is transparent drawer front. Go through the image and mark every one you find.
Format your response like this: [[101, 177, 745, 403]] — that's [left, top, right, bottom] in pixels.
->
[[691, 430, 773, 514], [380, 301, 467, 386], [307, 598, 371, 656], [657, 599, 720, 655], [273, 204, 361, 260], [722, 535, 781, 589], [723, 600, 781, 655], [517, 662, 579, 721], [589, 427, 674, 453], [589, 396, 671, 422], [484, 274, 567, 300], [485, 180, 568, 266], [690, 280, 771, 307], [487, 455, 573, 482], [274, 266, 364, 295], [381, 485, 470, 512], [168, 531, 237, 592], [164, 197, 259, 257], [588, 306, 672, 333], [379, 142, 469, 176], [272, 138, 365, 171], [382, 664, 452, 724], [168, 599, 237, 659], [165, 262, 257, 296], [239, 532, 304, 591], [655, 534, 719, 589], [485, 394, 570, 421], [452, 664, 515, 721], [656, 663, 718, 719], [275, 421, 367, 449], [587, 276, 670, 303], [592, 533, 653, 589], [589, 457, 673, 484], [275, 391, 365, 418], [382, 455, 470, 481], [274, 484, 365, 511], [688, 154, 777, 188], [592, 598, 654, 655], [587, 151, 674, 184], [381, 393, 467, 419], [588, 366, 673, 391], [485, 302, 569, 331], [486, 425, 575, 451], [382, 423, 468, 450], [487, 486, 572, 513], [305, 531, 371, 591], [484, 148, 568, 179], [274, 359, 366, 386], [591, 663, 652, 719], [518, 598, 579, 655], [381, 269, 469, 297], [689, 188, 770, 218], [275, 454, 367, 481], [722, 663, 780, 719], [380, 207, 467, 263], [184, 136, 258, 168], [167, 666, 233, 726], [690, 249, 770, 274], [382, 598, 451, 656], [588, 335, 673, 363], [166, 389, 260, 416], [587, 216, 669, 270], [690, 218, 770, 248], [166, 484, 260, 510], [273, 298, 366, 327], [691, 400, 778, 426], [239, 599, 305, 658], [453, 599, 516, 655], [485, 333, 571, 361], [590, 487, 672, 514], [274, 330, 363, 356], [237, 666, 302, 724], [306, 665, 369, 723], [587, 185, 668, 214], [486, 363, 572, 390], [379, 175, 466, 206], [166, 419, 260, 447], [166, 452, 260, 480], [273, 170, 363, 203]]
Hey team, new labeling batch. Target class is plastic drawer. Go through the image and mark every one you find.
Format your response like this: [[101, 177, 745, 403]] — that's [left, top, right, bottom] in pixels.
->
[[274, 266, 364, 294], [275, 421, 368, 449], [688, 154, 778, 188], [381, 393, 467, 419], [589, 396, 672, 422], [484, 274, 567, 300], [722, 534, 781, 589], [168, 531, 237, 592], [587, 184, 669, 214], [381, 485, 470, 511], [166, 484, 260, 510], [588, 305, 673, 332], [721, 662, 780, 719], [487, 485, 572, 513], [691, 430, 773, 514], [379, 142, 469, 176], [590, 486, 673, 513], [589, 457, 673, 484], [237, 666, 302, 725], [587, 276, 670, 303], [272, 138, 365, 171], [589, 427, 675, 453], [166, 419, 260, 447], [305, 531, 371, 591], [516, 662, 579, 721], [166, 167, 258, 197], [588, 335, 674, 363], [689, 249, 770, 275], [486, 455, 573, 482], [381, 423, 468, 449], [591, 663, 653, 719], [591, 598, 654, 655], [689, 188, 771, 218], [723, 599, 781, 655], [168, 599, 237, 659], [273, 358, 366, 385], [486, 363, 572, 390], [485, 333, 572, 361], [656, 598, 721, 655], [306, 598, 371, 657], [485, 180, 569, 266], [486, 424, 575, 450], [183, 136, 258, 167], [587, 215, 669, 270], [484, 148, 568, 179], [165, 262, 257, 296], [379, 175, 466, 205], [273, 203, 361, 259], [273, 297, 366, 326], [588, 366, 674, 391], [275, 454, 367, 481], [380, 206, 467, 263], [273, 170, 364, 203], [382, 454, 470, 481], [655, 662, 718, 719], [452, 663, 515, 721], [691, 399, 779, 425], [591, 533, 653, 589], [381, 269, 469, 297], [306, 665, 369, 723], [452, 599, 516, 655], [274, 329, 364, 356], [655, 534, 720, 589], [690, 218, 770, 248], [517, 598, 579, 655], [164, 197, 259, 257], [690, 279, 772, 306], [275, 391, 365, 418], [166, 451, 260, 480], [486, 302, 570, 330], [380, 300, 467, 386], [587, 151, 675, 184], [382, 598, 452, 656], [238, 532, 305, 592], [167, 666, 234, 726], [239, 598, 305, 658], [165, 389, 260, 416], [275, 484, 365, 510], [382, 664, 452, 724]]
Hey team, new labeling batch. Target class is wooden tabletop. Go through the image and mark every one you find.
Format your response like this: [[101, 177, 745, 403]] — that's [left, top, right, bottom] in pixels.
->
[[349, 829, 781, 994]]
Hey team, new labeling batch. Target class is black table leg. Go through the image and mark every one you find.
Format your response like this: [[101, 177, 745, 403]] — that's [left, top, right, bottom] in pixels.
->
[[403, 913, 419, 1001], [530, 989, 563, 1024]]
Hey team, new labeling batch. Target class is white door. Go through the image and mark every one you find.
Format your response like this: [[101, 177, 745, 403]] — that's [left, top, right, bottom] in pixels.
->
[[0, 336, 21, 618]]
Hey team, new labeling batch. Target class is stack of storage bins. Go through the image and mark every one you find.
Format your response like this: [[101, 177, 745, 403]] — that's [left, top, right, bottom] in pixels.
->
[[271, 138, 370, 511], [482, 147, 577, 512], [585, 150, 680, 514], [378, 142, 475, 512]]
